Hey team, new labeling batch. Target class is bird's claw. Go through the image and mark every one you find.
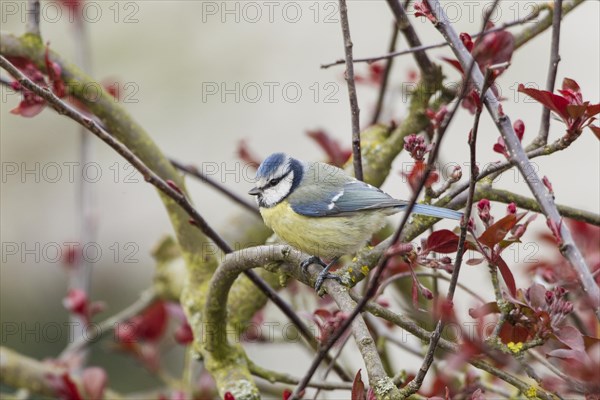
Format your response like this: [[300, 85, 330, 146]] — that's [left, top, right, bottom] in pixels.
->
[[300, 256, 340, 293], [300, 256, 327, 278], [314, 271, 342, 293]]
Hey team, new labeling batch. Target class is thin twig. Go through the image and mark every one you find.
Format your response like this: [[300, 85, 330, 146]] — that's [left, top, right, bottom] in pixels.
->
[[442, 135, 579, 208], [425, 0, 600, 320], [385, 0, 434, 75], [170, 158, 260, 216], [321, 10, 541, 69], [377, 271, 486, 304], [60, 289, 157, 358], [0, 56, 336, 377], [25, 0, 40, 36], [514, 0, 583, 49], [338, 0, 363, 181], [474, 186, 599, 226], [532, 0, 563, 147], [248, 360, 353, 391], [311, 334, 352, 400], [370, 23, 399, 125]]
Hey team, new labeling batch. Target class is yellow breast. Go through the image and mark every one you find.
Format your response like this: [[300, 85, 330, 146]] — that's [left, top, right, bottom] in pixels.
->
[[260, 201, 386, 260]]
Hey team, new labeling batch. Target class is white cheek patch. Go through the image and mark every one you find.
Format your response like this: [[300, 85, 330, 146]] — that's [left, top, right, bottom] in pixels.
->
[[260, 172, 294, 207]]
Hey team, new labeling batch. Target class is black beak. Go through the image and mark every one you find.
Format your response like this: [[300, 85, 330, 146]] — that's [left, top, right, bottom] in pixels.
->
[[248, 187, 261, 196]]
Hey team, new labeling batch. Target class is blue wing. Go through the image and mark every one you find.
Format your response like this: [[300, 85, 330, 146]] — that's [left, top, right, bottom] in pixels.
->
[[290, 180, 402, 217], [290, 179, 463, 219]]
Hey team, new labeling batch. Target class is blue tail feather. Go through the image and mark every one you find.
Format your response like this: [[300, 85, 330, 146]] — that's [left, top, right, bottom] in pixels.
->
[[410, 203, 463, 220]]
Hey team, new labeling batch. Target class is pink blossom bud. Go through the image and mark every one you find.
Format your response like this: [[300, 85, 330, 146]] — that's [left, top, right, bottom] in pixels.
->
[[507, 202, 517, 214], [450, 166, 462, 182], [513, 119, 525, 141]]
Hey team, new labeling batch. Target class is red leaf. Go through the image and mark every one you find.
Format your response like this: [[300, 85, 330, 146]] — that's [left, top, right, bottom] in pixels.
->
[[492, 142, 507, 156], [561, 77, 580, 93], [282, 389, 292, 400], [513, 119, 525, 141], [237, 140, 261, 169], [472, 28, 514, 70], [425, 230, 460, 254], [567, 104, 588, 119], [306, 129, 351, 167], [478, 213, 525, 248], [590, 124, 600, 139], [440, 57, 463, 73], [352, 369, 366, 400], [518, 84, 570, 121], [494, 256, 517, 296], [466, 258, 484, 266], [413, 1, 436, 23], [460, 32, 474, 52], [587, 103, 600, 117], [468, 301, 499, 318], [554, 325, 585, 353]]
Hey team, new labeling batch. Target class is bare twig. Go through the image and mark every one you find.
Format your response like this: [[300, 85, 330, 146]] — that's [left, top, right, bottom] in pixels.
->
[[425, 0, 600, 320], [170, 158, 260, 216], [514, 0, 583, 49], [442, 134, 581, 210], [385, 0, 434, 75], [25, 0, 40, 37], [474, 186, 600, 226], [60, 289, 157, 358], [338, 0, 363, 181], [371, 23, 399, 125], [532, 0, 563, 147], [377, 271, 486, 304], [322, 10, 541, 69], [248, 360, 353, 391]]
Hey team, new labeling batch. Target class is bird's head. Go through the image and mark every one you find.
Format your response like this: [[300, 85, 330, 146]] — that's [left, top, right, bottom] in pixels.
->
[[248, 152, 303, 208]]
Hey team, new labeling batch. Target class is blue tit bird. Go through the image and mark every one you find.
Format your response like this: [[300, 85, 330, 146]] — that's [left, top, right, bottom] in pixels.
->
[[248, 152, 462, 291]]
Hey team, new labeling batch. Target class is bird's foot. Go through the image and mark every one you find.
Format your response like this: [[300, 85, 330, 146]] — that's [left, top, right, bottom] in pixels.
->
[[300, 256, 327, 278], [300, 256, 341, 292], [314, 269, 342, 293]]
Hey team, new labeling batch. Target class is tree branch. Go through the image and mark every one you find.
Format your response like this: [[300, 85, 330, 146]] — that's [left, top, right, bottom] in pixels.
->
[[514, 0, 583, 49], [203, 245, 399, 399], [384, 0, 434, 76], [532, 0, 563, 147], [321, 8, 542, 69], [425, 0, 600, 320], [474, 186, 600, 226], [338, 0, 363, 181], [170, 158, 260, 216], [248, 360, 353, 391]]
